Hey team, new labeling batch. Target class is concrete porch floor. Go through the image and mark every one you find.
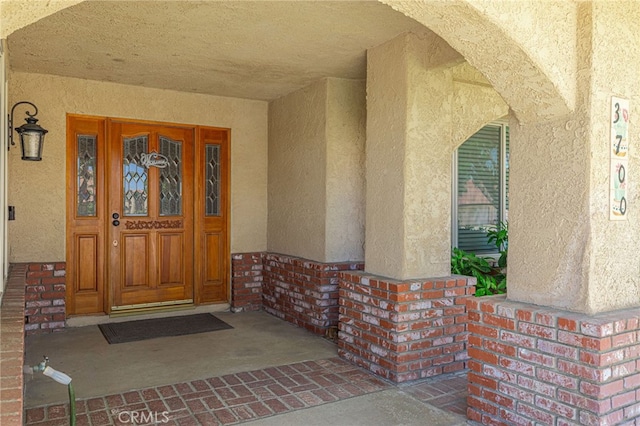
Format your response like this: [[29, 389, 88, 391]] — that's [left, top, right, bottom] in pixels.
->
[[23, 310, 469, 425]]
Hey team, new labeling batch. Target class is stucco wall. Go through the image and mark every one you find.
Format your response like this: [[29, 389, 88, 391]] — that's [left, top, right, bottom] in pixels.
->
[[403, 32, 458, 279], [0, 0, 82, 38], [508, 112, 592, 312], [268, 79, 327, 261], [508, 2, 640, 314], [366, 30, 506, 280], [268, 78, 366, 262], [464, 0, 576, 115], [7, 72, 268, 262], [0, 41, 7, 288], [451, 62, 509, 146], [382, 0, 574, 123], [325, 79, 366, 262], [586, 1, 640, 313], [365, 33, 409, 278]]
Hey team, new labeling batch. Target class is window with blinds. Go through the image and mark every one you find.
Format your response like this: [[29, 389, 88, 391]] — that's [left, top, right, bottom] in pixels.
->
[[455, 123, 509, 253]]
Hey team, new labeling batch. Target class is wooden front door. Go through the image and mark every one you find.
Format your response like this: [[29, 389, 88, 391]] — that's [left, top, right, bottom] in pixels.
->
[[65, 115, 230, 316], [108, 122, 194, 309]]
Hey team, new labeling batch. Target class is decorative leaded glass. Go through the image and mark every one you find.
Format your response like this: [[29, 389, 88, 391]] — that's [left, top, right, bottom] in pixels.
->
[[205, 144, 220, 216], [77, 135, 96, 217], [159, 135, 182, 216], [123, 136, 148, 216]]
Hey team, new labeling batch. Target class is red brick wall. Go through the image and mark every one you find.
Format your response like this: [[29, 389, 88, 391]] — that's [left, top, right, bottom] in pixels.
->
[[263, 253, 364, 336], [0, 264, 27, 425], [231, 253, 264, 312], [24, 263, 66, 334], [338, 272, 474, 383], [467, 295, 640, 425]]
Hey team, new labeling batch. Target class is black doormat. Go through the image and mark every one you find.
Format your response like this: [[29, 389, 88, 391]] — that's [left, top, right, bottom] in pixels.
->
[[98, 313, 233, 344]]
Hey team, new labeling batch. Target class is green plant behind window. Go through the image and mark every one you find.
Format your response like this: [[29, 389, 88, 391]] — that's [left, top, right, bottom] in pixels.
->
[[487, 221, 508, 268], [452, 222, 507, 297]]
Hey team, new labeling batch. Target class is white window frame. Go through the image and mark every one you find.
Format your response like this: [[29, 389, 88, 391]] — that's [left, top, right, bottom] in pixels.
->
[[452, 119, 509, 256]]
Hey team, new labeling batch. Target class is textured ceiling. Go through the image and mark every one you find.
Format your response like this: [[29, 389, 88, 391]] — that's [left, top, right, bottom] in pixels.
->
[[8, 0, 424, 101]]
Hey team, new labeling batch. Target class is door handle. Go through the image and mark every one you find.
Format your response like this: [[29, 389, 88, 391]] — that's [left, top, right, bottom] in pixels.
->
[[112, 212, 120, 226]]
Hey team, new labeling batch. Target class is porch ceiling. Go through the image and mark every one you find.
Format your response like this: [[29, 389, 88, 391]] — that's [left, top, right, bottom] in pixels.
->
[[7, 0, 423, 101]]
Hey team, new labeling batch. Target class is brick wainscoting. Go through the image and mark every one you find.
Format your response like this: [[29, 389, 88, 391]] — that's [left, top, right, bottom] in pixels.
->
[[24, 263, 66, 335], [467, 295, 640, 425], [338, 271, 475, 383], [231, 252, 365, 336], [263, 253, 364, 336], [0, 264, 27, 425]]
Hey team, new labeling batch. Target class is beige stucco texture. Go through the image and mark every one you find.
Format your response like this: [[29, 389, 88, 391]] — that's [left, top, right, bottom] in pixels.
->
[[366, 30, 507, 280], [5, 0, 421, 102], [508, 2, 640, 314], [0, 0, 82, 39], [268, 78, 365, 263], [8, 72, 268, 262], [383, 0, 575, 124]]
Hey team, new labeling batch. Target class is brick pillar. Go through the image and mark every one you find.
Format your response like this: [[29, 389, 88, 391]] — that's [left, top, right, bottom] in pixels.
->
[[231, 253, 264, 312], [338, 271, 474, 383], [467, 295, 640, 425], [24, 263, 66, 334]]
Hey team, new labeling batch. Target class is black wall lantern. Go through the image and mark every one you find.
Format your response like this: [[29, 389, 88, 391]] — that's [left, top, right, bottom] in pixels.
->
[[8, 101, 48, 161]]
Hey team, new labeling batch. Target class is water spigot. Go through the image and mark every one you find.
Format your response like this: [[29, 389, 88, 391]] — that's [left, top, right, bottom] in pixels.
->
[[35, 356, 49, 372], [23, 356, 49, 376]]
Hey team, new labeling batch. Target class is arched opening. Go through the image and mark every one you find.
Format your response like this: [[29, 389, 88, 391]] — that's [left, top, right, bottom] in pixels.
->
[[379, 0, 575, 124]]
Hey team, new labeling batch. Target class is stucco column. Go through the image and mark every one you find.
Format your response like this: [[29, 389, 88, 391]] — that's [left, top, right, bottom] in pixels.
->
[[365, 30, 462, 280], [268, 78, 365, 263], [508, 2, 640, 314]]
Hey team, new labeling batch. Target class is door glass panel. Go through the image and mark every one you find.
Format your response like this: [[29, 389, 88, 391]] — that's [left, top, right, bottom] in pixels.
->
[[77, 134, 96, 217], [123, 135, 148, 216], [159, 135, 182, 216], [205, 144, 220, 216]]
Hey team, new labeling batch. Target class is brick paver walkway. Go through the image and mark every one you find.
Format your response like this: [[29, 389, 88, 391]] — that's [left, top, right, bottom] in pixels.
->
[[25, 358, 468, 426], [401, 370, 468, 416]]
